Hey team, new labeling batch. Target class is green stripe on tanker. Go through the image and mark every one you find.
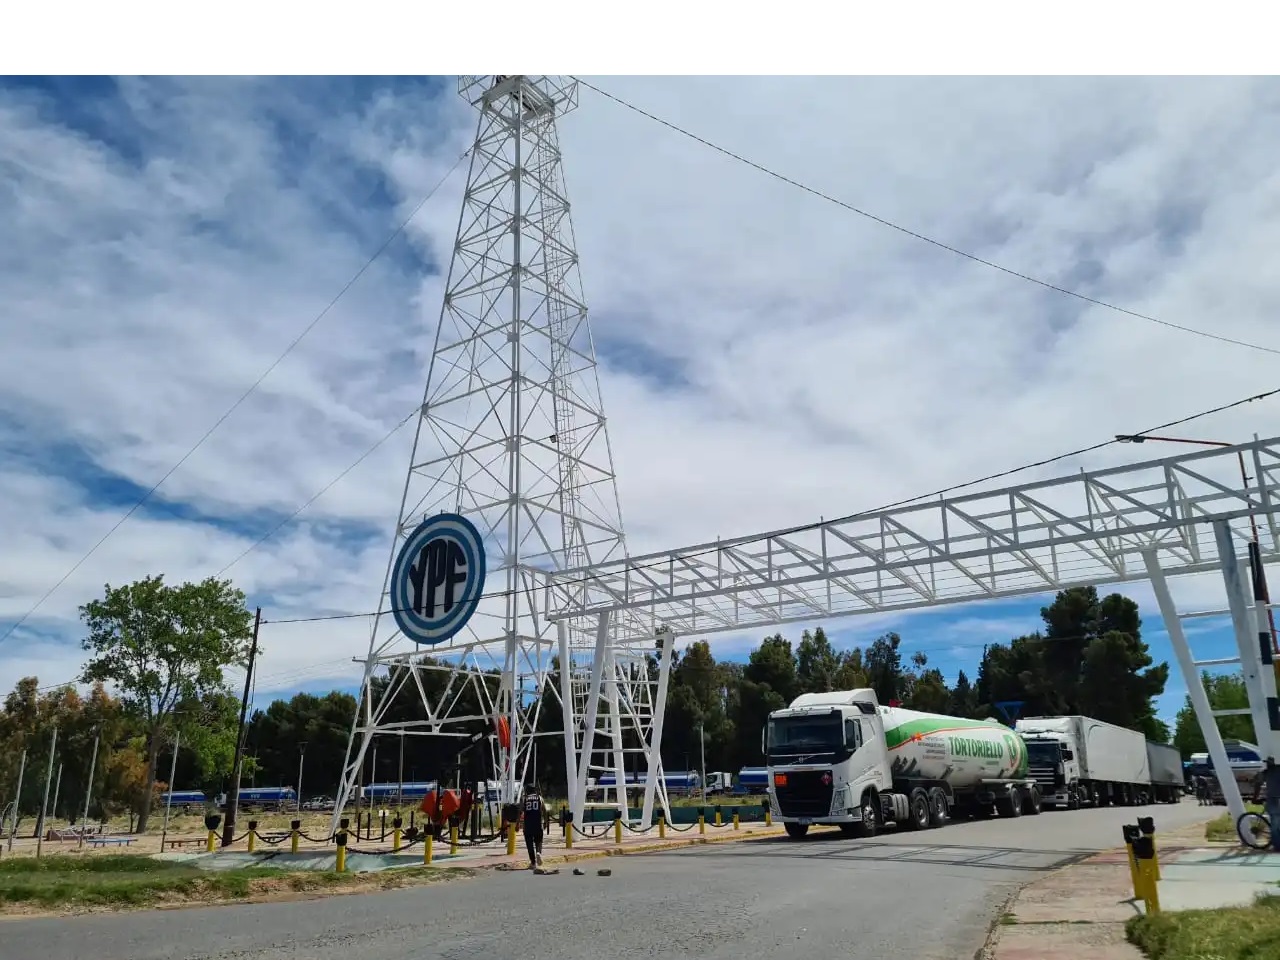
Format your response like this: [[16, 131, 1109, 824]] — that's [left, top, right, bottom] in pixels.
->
[[882, 706, 1029, 781]]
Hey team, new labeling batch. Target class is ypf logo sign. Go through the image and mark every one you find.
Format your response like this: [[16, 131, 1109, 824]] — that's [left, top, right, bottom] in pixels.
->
[[390, 513, 487, 645]]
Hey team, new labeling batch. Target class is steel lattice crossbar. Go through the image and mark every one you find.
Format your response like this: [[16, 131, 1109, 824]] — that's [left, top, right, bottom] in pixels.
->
[[545, 437, 1280, 634]]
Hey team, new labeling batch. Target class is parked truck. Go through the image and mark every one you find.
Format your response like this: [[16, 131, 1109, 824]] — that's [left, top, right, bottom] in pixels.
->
[[704, 771, 735, 795], [765, 688, 1041, 839], [1013, 716, 1152, 808], [1145, 741, 1185, 803]]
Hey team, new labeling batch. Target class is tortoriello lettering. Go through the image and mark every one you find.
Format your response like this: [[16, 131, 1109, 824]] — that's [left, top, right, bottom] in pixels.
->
[[948, 736, 1004, 759]]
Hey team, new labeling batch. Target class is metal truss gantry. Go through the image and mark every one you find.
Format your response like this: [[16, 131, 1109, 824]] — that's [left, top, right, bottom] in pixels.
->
[[333, 76, 672, 832], [548, 436, 1280, 825]]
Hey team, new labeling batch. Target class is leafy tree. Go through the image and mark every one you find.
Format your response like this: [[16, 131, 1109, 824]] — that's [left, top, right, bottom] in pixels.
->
[[949, 669, 978, 718], [796, 628, 840, 694], [1173, 672, 1254, 757], [79, 574, 254, 832], [864, 632, 905, 705]]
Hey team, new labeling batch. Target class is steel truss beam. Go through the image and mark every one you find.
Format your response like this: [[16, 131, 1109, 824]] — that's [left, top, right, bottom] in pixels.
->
[[547, 437, 1280, 633]]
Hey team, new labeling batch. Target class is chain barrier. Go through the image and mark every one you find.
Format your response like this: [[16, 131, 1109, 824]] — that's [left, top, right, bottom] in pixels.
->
[[255, 832, 291, 846], [665, 819, 698, 832]]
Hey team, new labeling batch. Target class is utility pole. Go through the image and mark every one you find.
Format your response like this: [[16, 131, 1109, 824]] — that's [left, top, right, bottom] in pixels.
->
[[699, 722, 707, 803], [221, 606, 261, 848], [7, 749, 26, 852], [78, 729, 100, 850], [35, 726, 57, 858], [160, 729, 181, 851], [297, 742, 307, 813]]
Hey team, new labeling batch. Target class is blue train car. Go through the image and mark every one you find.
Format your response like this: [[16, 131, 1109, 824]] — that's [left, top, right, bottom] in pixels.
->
[[358, 781, 439, 802], [159, 790, 208, 808], [215, 787, 297, 809]]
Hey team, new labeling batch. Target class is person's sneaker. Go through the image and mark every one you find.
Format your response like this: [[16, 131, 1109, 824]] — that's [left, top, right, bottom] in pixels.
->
[[536, 851, 543, 866]]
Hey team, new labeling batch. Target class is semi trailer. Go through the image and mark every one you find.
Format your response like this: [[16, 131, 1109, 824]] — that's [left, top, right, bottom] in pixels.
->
[[765, 689, 1041, 839], [1014, 716, 1152, 807], [1145, 741, 1186, 803]]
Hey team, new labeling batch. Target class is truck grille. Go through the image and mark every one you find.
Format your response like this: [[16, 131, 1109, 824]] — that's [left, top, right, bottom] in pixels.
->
[[1028, 764, 1058, 786], [775, 770, 834, 818]]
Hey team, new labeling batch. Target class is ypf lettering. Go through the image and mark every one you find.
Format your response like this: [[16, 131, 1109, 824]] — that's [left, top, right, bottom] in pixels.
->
[[408, 538, 468, 617]]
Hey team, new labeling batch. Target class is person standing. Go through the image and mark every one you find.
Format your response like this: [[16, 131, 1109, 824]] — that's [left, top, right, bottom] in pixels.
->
[[523, 783, 545, 868]]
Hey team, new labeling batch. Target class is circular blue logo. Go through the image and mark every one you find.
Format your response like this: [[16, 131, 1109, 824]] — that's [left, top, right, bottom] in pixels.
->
[[390, 513, 487, 645]]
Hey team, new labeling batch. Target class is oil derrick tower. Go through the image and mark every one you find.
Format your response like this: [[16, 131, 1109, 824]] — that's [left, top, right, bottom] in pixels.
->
[[332, 76, 675, 830]]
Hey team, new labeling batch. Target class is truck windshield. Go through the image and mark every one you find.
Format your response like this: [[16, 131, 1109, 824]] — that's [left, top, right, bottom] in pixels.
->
[[768, 713, 843, 759], [1025, 741, 1060, 764]]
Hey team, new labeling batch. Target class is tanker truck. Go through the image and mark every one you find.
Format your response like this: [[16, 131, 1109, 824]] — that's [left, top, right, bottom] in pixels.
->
[[765, 688, 1041, 839]]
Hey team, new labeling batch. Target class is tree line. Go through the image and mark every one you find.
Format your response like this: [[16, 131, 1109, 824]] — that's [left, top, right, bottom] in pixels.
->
[[3, 574, 1254, 830]]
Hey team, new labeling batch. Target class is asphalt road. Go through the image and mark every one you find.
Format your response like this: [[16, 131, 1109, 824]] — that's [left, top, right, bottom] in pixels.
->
[[0, 800, 1214, 960]]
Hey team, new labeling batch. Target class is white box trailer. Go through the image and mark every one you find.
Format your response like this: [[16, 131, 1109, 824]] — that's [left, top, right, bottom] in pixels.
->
[[1145, 741, 1186, 803], [1014, 715, 1152, 808]]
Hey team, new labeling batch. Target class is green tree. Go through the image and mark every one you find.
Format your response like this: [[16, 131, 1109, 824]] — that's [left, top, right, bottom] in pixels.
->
[[1173, 672, 1254, 757], [79, 574, 254, 832], [904, 652, 950, 713], [796, 627, 840, 694], [864, 632, 905, 705], [949, 669, 978, 718]]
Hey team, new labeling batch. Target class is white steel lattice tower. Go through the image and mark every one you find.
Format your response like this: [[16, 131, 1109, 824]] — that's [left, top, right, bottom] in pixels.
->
[[333, 76, 675, 830]]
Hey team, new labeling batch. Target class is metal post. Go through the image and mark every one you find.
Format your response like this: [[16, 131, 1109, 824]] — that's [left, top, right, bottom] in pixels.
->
[[700, 722, 708, 804], [160, 729, 181, 852], [50, 763, 62, 824], [35, 726, 57, 858], [222, 606, 261, 847], [556, 620, 578, 813], [398, 733, 405, 811], [1247, 541, 1280, 760], [297, 742, 307, 814], [1217, 522, 1274, 759], [571, 611, 612, 827], [1144, 549, 1246, 823], [640, 629, 675, 827], [7, 749, 25, 852], [78, 730, 100, 850]]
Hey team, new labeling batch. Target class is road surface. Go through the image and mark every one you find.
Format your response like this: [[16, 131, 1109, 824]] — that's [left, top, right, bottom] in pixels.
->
[[0, 801, 1213, 960]]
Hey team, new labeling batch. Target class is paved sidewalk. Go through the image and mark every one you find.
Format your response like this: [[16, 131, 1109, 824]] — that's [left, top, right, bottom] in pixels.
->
[[988, 817, 1279, 960]]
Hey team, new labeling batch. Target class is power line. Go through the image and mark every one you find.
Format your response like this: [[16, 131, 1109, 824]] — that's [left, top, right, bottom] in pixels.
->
[[573, 78, 1280, 359], [258, 382, 1280, 626], [0, 151, 470, 648]]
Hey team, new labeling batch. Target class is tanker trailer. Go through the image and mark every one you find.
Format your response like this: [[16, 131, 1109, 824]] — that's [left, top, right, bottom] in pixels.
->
[[765, 688, 1041, 839]]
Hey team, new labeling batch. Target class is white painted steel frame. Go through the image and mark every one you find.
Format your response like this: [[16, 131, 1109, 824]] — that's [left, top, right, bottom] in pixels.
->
[[332, 76, 672, 836], [546, 437, 1280, 632]]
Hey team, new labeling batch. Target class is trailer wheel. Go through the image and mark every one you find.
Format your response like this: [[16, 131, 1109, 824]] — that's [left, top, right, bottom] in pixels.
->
[[1022, 785, 1042, 816], [904, 789, 931, 830], [784, 822, 809, 840], [995, 787, 1023, 818], [927, 787, 948, 827]]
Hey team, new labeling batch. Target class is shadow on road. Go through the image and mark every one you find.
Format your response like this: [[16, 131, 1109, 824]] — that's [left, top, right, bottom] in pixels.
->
[[674, 832, 1095, 874]]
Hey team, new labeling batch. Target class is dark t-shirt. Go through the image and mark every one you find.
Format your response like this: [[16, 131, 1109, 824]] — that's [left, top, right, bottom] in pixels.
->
[[523, 793, 544, 831]]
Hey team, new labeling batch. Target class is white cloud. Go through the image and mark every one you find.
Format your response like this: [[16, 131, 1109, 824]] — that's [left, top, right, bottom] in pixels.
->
[[2, 75, 1279, 725]]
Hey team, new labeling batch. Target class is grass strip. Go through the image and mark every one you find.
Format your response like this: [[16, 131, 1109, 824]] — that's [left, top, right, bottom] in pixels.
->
[[1127, 893, 1280, 960]]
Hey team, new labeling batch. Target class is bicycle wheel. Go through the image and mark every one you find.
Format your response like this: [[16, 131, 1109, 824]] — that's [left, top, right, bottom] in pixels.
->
[[1236, 810, 1272, 850]]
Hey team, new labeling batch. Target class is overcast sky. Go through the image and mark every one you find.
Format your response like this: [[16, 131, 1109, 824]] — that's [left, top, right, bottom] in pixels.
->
[[3, 75, 1279, 729]]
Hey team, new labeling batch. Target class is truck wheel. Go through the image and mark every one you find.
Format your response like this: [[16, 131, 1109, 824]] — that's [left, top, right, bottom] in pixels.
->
[[854, 794, 879, 838], [784, 823, 809, 840], [1022, 785, 1042, 816], [927, 787, 948, 827], [905, 789, 931, 830], [995, 787, 1023, 818]]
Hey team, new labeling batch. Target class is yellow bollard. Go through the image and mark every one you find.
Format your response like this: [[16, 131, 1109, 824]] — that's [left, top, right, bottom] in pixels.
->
[[658, 815, 666, 839], [614, 817, 623, 846], [765, 806, 772, 827], [424, 832, 433, 865], [1137, 817, 1161, 881], [698, 814, 705, 835], [206, 829, 217, 853], [507, 822, 517, 857], [1133, 834, 1161, 915], [290, 820, 300, 854], [715, 807, 723, 827], [247, 820, 258, 854], [733, 812, 740, 831], [449, 824, 458, 856], [335, 829, 348, 874], [1122, 825, 1143, 900]]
